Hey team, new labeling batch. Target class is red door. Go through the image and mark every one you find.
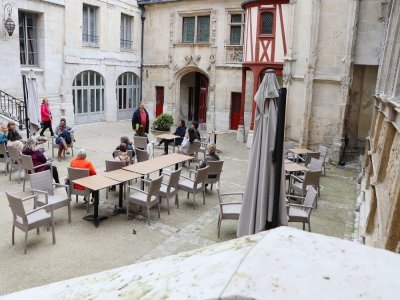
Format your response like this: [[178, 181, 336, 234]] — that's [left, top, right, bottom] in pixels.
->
[[155, 86, 164, 117], [230, 92, 241, 130], [198, 74, 208, 123]]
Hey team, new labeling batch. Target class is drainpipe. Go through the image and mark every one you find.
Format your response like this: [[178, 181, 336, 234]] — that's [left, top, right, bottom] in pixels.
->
[[139, 5, 145, 101]]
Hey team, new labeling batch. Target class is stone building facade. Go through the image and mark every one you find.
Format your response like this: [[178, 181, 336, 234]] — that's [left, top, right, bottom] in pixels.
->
[[358, 0, 400, 252], [138, 0, 253, 131], [0, 0, 141, 126]]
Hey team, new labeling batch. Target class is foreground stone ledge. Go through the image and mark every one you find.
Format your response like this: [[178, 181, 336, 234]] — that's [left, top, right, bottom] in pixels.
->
[[5, 227, 400, 299]]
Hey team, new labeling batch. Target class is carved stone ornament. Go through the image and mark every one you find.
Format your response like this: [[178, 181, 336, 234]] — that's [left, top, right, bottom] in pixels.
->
[[174, 64, 179, 71], [169, 12, 175, 44], [210, 11, 217, 45], [184, 55, 201, 66], [209, 54, 216, 64], [168, 54, 173, 63]]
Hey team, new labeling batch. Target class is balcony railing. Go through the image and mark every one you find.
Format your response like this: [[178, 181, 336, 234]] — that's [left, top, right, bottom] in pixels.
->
[[0, 90, 27, 130]]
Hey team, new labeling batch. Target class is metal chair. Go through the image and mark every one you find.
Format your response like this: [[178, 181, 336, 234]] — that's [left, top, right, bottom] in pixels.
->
[[286, 187, 318, 232], [134, 136, 148, 150], [20, 153, 52, 192], [8, 146, 22, 183], [51, 133, 75, 159], [299, 152, 320, 167], [159, 168, 182, 214], [289, 169, 322, 207], [6, 191, 55, 254], [177, 166, 209, 209], [30, 170, 72, 223], [135, 148, 149, 163], [216, 184, 242, 238], [105, 160, 126, 199], [67, 167, 91, 212], [318, 145, 329, 175], [126, 175, 163, 225], [0, 142, 9, 175]]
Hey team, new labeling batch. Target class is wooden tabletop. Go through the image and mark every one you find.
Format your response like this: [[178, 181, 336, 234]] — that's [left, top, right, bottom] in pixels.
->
[[288, 148, 315, 155], [284, 163, 309, 173], [123, 153, 193, 175], [72, 175, 120, 191], [101, 169, 142, 182], [209, 131, 226, 135], [157, 133, 180, 140]]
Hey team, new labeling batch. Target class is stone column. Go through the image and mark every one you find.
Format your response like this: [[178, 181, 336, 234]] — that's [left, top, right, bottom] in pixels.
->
[[237, 68, 247, 143]]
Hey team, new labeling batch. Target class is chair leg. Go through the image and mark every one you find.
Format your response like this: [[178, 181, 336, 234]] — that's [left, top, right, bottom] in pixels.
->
[[76, 195, 78, 203], [302, 222, 305, 230], [23, 173, 26, 192], [187, 192, 189, 199], [210, 184, 213, 191], [308, 220, 311, 232], [37, 227, 40, 234], [217, 216, 222, 238], [106, 188, 109, 199], [158, 203, 160, 218], [175, 193, 179, 209], [24, 231, 28, 254], [147, 206, 151, 225], [68, 203, 71, 223], [126, 201, 130, 219], [12, 225, 15, 245], [203, 189, 206, 205], [51, 223, 56, 244], [167, 197, 170, 215], [193, 193, 196, 210]]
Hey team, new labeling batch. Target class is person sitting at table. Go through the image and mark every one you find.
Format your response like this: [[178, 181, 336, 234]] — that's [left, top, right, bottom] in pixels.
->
[[157, 119, 186, 150], [70, 149, 96, 191], [7, 121, 24, 151], [191, 121, 201, 141], [179, 128, 198, 155], [113, 136, 135, 158], [55, 118, 73, 161], [22, 136, 60, 183], [198, 143, 220, 188], [114, 143, 130, 166], [0, 123, 8, 144]]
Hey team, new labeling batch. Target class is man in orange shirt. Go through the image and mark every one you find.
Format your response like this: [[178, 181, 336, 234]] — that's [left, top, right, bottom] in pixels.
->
[[70, 148, 96, 190]]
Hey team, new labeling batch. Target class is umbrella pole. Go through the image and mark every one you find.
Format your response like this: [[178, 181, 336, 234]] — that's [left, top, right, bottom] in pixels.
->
[[22, 75, 30, 138], [271, 87, 287, 228]]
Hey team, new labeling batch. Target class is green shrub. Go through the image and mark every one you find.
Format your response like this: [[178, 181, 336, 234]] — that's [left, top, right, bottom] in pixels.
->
[[153, 113, 174, 131]]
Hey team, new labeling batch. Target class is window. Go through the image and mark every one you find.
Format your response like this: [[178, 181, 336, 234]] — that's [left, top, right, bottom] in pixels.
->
[[19, 11, 38, 66], [116, 72, 139, 111], [229, 13, 245, 45], [182, 15, 210, 43], [260, 12, 273, 35], [72, 71, 104, 114], [120, 14, 133, 49], [83, 5, 98, 44]]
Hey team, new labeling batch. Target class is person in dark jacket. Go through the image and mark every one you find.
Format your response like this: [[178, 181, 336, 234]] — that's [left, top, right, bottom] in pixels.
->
[[22, 137, 60, 183], [112, 136, 135, 158], [191, 121, 201, 141], [132, 102, 150, 133], [157, 119, 187, 154]]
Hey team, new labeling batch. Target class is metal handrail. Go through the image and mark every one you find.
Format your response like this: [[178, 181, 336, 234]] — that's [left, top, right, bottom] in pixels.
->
[[0, 89, 27, 130]]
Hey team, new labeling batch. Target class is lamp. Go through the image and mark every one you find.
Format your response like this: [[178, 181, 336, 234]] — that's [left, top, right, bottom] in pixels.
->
[[4, 3, 15, 37]]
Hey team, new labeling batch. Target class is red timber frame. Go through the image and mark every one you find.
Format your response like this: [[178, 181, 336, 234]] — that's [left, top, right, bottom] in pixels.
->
[[239, 0, 288, 131]]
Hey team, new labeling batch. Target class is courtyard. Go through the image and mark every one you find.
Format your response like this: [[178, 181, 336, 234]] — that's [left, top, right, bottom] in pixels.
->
[[0, 120, 359, 295]]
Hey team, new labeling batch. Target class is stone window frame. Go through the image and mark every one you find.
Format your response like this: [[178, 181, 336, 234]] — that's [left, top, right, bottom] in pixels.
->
[[82, 4, 100, 47], [226, 10, 245, 46], [176, 10, 212, 45], [18, 11, 39, 66], [120, 14, 134, 50]]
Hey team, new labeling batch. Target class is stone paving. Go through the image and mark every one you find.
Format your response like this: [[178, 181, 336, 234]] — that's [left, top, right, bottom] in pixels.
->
[[0, 120, 359, 295]]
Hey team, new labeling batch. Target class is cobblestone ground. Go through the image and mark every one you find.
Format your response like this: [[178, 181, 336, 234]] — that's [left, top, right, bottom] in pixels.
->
[[0, 120, 359, 295]]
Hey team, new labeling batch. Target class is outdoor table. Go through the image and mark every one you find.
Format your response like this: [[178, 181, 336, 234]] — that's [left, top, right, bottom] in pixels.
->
[[72, 175, 120, 227], [208, 131, 226, 153], [123, 153, 193, 189], [288, 148, 315, 163], [101, 169, 142, 215], [284, 162, 309, 173], [157, 133, 180, 154]]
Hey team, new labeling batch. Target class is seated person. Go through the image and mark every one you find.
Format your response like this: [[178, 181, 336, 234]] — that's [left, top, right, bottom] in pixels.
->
[[70, 149, 96, 190], [55, 118, 73, 161], [7, 121, 24, 151], [199, 143, 220, 169], [22, 137, 60, 183], [0, 124, 8, 158], [191, 121, 201, 141], [179, 128, 198, 155], [114, 143, 130, 166], [158, 119, 187, 154], [113, 136, 135, 158]]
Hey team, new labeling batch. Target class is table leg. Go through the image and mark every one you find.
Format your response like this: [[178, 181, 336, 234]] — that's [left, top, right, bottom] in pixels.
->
[[141, 176, 145, 190], [112, 182, 126, 216], [175, 163, 179, 170], [83, 190, 108, 227], [164, 142, 168, 155], [159, 168, 163, 176]]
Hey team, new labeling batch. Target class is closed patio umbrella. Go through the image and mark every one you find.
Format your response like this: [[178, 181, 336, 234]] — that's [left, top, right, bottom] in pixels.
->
[[237, 70, 287, 237], [25, 71, 40, 132]]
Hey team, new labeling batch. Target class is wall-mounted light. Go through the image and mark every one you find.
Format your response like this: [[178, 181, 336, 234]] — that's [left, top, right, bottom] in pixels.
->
[[3, 3, 15, 37]]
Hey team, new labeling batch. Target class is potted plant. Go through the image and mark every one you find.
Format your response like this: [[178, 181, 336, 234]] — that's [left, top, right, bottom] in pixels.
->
[[151, 113, 174, 135]]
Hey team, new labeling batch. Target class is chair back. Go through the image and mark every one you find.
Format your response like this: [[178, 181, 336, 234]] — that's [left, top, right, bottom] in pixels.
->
[[67, 167, 90, 195], [8, 146, 21, 163], [167, 168, 182, 193], [134, 136, 148, 149], [304, 152, 320, 167], [319, 145, 328, 160], [6, 191, 27, 225], [303, 187, 318, 213], [206, 161, 224, 184], [136, 148, 149, 162], [194, 166, 209, 186], [308, 158, 323, 171], [20, 154, 35, 173], [105, 160, 126, 172], [0, 143, 8, 162], [303, 170, 322, 190], [283, 142, 295, 158], [188, 141, 201, 157], [147, 175, 163, 201], [30, 170, 54, 195]]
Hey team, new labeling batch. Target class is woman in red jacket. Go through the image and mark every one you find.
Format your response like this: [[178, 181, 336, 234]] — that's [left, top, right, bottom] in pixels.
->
[[40, 98, 54, 136]]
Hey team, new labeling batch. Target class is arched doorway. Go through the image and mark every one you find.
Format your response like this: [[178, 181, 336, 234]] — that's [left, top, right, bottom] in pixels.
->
[[72, 70, 105, 124], [180, 71, 209, 123], [116, 72, 140, 120]]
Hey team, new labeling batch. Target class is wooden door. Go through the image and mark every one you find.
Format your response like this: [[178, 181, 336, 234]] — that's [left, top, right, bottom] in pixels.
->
[[155, 86, 164, 117], [198, 74, 208, 123], [230, 92, 241, 130]]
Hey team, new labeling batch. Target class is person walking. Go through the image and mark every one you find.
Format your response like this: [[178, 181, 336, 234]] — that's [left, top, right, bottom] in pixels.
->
[[132, 102, 150, 133], [40, 98, 54, 136]]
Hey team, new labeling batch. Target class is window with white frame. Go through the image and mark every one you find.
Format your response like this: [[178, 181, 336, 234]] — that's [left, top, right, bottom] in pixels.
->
[[19, 11, 38, 66], [82, 4, 98, 45], [72, 71, 104, 114], [120, 14, 133, 49], [228, 12, 245, 45], [182, 15, 210, 43]]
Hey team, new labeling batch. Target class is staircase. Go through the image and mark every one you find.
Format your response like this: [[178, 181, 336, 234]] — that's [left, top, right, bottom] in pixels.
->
[[0, 89, 27, 130]]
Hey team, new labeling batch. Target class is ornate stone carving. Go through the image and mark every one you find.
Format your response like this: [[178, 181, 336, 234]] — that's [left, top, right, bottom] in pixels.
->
[[210, 10, 217, 45], [226, 46, 243, 63], [169, 12, 175, 45], [168, 54, 173, 63], [184, 55, 201, 67], [209, 54, 216, 64]]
